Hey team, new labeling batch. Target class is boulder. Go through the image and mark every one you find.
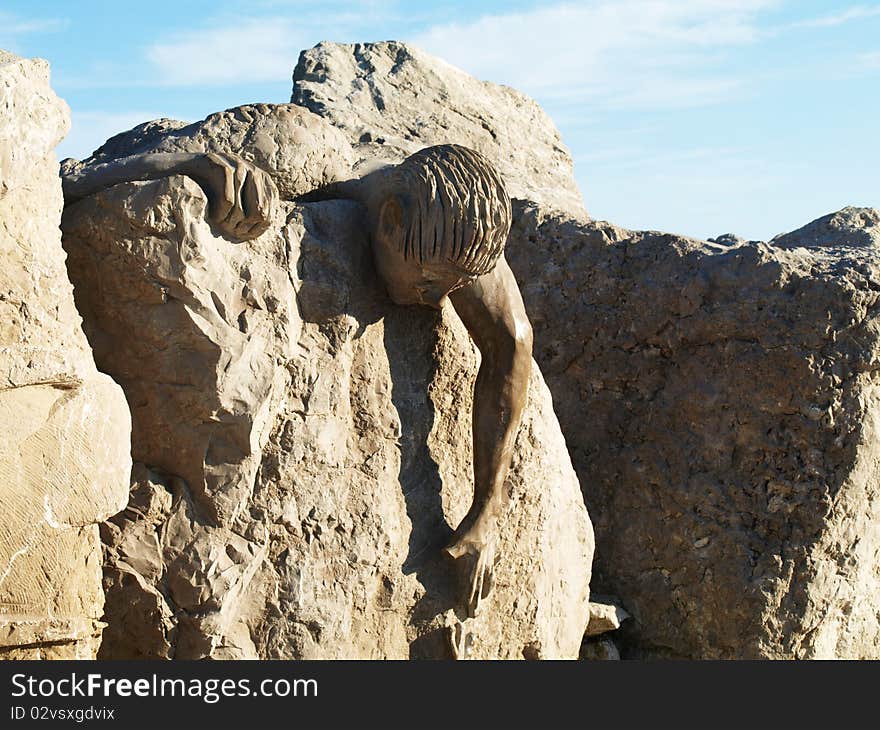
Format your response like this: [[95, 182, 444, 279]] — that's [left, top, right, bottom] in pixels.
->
[[291, 41, 587, 218], [770, 207, 880, 251], [505, 201, 880, 658], [585, 596, 630, 637], [0, 51, 131, 659], [60, 107, 594, 659]]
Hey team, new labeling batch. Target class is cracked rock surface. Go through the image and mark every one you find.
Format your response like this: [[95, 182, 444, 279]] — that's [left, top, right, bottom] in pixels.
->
[[505, 201, 880, 658], [0, 50, 131, 659]]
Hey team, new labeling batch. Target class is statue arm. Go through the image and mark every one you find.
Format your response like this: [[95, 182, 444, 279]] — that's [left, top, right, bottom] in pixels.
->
[[61, 151, 277, 241], [447, 256, 533, 615]]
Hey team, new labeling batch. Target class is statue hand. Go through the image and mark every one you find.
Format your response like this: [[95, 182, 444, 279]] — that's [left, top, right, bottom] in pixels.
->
[[447, 620, 473, 660], [183, 152, 278, 241], [445, 512, 498, 618]]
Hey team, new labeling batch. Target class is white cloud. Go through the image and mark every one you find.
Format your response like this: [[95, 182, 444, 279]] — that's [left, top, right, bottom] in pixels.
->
[[407, 1, 779, 110], [56, 111, 175, 162], [860, 50, 880, 69], [145, 18, 306, 86], [0, 12, 67, 49], [793, 4, 880, 28]]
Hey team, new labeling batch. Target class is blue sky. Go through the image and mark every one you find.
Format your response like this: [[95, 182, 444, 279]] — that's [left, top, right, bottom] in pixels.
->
[[2, 1, 878, 240]]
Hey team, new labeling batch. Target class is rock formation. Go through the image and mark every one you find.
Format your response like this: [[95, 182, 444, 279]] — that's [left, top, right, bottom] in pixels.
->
[[60, 105, 594, 659], [291, 41, 586, 218], [504, 201, 880, 658], [0, 51, 131, 659], [289, 38, 880, 659], [770, 206, 880, 250], [6, 36, 878, 661]]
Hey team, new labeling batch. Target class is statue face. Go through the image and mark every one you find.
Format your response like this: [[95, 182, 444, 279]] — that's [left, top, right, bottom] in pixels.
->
[[371, 222, 474, 309], [370, 194, 475, 309]]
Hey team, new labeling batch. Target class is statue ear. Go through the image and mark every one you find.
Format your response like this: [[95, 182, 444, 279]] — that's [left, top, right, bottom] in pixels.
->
[[378, 194, 406, 241]]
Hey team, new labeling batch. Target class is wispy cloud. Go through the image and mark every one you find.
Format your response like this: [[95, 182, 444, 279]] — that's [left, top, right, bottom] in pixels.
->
[[407, 1, 779, 110], [860, 50, 880, 69], [792, 4, 880, 28], [0, 12, 68, 50], [145, 18, 305, 86], [141, 7, 404, 87]]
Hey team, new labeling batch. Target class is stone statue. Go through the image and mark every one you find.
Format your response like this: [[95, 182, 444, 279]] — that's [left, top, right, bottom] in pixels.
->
[[60, 143, 533, 619]]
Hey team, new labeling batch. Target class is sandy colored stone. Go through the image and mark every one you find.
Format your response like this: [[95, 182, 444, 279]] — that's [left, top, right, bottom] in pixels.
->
[[586, 596, 630, 636], [64, 103, 355, 201], [0, 51, 132, 660], [60, 112, 594, 659], [1, 52, 92, 387], [291, 41, 586, 217], [506, 200, 880, 659]]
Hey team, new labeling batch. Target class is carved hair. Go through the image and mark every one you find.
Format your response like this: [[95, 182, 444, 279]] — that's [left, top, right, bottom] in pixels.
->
[[381, 144, 512, 276]]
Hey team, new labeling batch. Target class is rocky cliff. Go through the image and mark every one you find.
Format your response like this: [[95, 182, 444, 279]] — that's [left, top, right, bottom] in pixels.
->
[[0, 51, 131, 659]]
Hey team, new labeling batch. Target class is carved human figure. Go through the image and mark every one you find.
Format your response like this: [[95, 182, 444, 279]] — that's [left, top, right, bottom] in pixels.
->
[[60, 143, 533, 618], [339, 145, 533, 617]]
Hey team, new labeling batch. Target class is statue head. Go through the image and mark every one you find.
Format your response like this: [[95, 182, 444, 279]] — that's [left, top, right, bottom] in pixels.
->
[[366, 144, 512, 308]]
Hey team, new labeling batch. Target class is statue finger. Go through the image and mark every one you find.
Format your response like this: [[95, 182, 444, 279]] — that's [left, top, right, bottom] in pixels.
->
[[447, 621, 470, 660], [240, 169, 265, 228], [221, 163, 247, 230], [238, 172, 274, 239], [481, 562, 494, 601], [468, 560, 484, 618], [245, 218, 271, 239], [207, 161, 235, 224], [257, 172, 278, 218], [482, 544, 497, 600]]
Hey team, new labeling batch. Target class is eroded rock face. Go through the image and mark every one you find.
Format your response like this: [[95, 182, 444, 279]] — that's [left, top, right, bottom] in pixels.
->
[[0, 51, 131, 659], [506, 201, 880, 659], [291, 41, 587, 217], [61, 108, 594, 659], [770, 207, 880, 251]]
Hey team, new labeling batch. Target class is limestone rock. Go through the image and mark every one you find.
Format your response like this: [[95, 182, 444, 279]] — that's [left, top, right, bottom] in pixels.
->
[[708, 233, 759, 246], [770, 207, 880, 250], [291, 41, 586, 217], [506, 201, 880, 659], [65, 103, 356, 201], [586, 596, 630, 636], [60, 110, 594, 659], [0, 51, 132, 659]]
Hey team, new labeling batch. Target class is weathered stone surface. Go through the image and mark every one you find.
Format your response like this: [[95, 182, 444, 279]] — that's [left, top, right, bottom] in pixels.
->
[[586, 596, 630, 637], [291, 41, 586, 217], [506, 201, 880, 659], [64, 103, 356, 201], [770, 207, 880, 251], [0, 51, 132, 659], [61, 111, 594, 659]]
